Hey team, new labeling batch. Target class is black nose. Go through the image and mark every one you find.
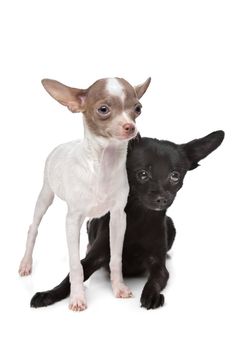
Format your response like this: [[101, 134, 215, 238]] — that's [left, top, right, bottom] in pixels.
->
[[155, 196, 167, 206]]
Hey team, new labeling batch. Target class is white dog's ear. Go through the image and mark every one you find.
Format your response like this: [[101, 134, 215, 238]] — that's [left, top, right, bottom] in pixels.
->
[[42, 79, 87, 113], [134, 77, 151, 99]]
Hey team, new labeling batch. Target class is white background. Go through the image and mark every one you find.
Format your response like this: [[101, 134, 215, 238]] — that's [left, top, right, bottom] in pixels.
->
[[0, 0, 232, 349]]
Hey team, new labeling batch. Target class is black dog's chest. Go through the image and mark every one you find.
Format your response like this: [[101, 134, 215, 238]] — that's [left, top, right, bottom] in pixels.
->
[[126, 208, 165, 237], [124, 211, 166, 257]]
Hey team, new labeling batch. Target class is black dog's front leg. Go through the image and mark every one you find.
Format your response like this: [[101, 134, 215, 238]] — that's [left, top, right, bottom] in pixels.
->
[[140, 258, 169, 310]]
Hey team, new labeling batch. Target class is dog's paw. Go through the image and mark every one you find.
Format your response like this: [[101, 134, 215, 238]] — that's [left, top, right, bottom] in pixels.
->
[[140, 282, 165, 310], [18, 258, 32, 276], [30, 291, 55, 308], [112, 282, 133, 298], [69, 295, 87, 312]]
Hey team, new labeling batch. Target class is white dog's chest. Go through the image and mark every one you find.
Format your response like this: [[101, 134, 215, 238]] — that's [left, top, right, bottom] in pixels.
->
[[84, 162, 123, 217], [46, 140, 128, 216], [86, 201, 112, 218]]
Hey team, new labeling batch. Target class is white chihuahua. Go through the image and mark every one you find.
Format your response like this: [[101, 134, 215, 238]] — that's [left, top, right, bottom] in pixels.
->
[[19, 77, 151, 311]]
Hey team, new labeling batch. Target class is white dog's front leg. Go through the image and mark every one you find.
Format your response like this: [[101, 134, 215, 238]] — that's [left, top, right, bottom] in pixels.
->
[[66, 210, 86, 311], [109, 209, 133, 298]]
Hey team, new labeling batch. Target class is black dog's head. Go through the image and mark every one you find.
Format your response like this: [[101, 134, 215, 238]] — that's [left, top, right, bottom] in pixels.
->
[[127, 131, 224, 211]]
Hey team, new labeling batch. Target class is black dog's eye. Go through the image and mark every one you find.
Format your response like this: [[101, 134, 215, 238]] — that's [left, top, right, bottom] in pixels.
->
[[169, 171, 180, 184], [136, 169, 150, 183], [135, 104, 142, 115], [97, 105, 110, 117]]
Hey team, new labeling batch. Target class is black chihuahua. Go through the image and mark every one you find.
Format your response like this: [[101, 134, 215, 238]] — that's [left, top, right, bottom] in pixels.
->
[[31, 130, 224, 309]]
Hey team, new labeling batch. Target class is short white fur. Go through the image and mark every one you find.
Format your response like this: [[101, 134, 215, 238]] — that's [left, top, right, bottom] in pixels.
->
[[18, 78, 142, 311], [106, 78, 125, 102]]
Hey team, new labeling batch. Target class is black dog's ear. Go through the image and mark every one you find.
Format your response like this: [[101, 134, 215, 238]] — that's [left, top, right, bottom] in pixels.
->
[[128, 133, 142, 152], [181, 130, 225, 170]]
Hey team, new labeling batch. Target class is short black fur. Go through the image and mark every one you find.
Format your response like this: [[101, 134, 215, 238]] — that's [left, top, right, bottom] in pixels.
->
[[31, 130, 224, 309]]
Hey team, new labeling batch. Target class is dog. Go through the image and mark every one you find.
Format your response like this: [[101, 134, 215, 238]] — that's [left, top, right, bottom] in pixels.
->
[[19, 77, 151, 311], [30, 130, 224, 309]]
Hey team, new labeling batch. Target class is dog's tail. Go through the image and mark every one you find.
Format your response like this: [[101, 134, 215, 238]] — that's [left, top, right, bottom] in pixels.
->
[[31, 221, 93, 308], [30, 274, 70, 308], [30, 217, 107, 308]]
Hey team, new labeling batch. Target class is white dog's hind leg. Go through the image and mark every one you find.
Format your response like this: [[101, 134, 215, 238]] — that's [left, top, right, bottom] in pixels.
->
[[19, 182, 54, 276]]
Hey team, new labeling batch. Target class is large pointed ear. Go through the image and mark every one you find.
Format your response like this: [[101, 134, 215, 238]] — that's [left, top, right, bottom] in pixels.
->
[[41, 79, 87, 113], [181, 130, 225, 170], [134, 77, 151, 99]]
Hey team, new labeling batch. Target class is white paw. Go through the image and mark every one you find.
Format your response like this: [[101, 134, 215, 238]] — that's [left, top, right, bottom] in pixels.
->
[[69, 295, 87, 312], [18, 258, 32, 276], [112, 282, 133, 298]]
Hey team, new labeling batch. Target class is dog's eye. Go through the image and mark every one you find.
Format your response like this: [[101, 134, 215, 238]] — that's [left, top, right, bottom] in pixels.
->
[[136, 169, 150, 183], [97, 105, 110, 116], [135, 104, 142, 115], [169, 171, 180, 183]]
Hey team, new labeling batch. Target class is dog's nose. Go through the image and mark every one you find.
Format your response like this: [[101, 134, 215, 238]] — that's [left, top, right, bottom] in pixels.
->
[[123, 123, 135, 134], [155, 196, 167, 206]]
